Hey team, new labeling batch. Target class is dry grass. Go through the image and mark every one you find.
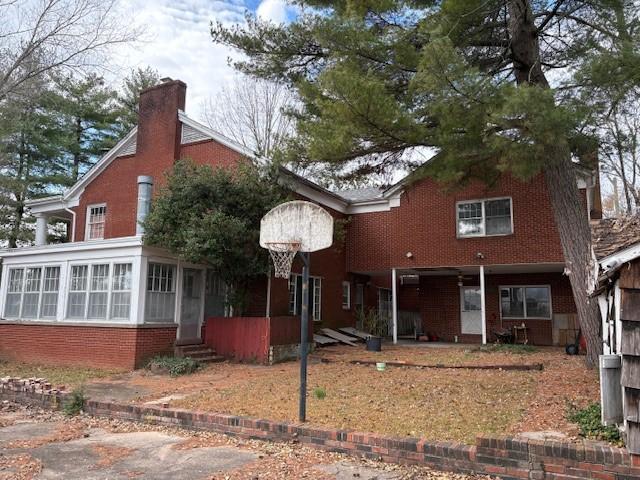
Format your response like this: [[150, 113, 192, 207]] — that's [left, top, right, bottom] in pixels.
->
[[175, 362, 538, 444], [0, 360, 116, 388], [171, 345, 598, 444]]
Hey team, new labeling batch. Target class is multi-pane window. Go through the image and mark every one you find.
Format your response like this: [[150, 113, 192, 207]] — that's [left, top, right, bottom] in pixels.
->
[[110, 264, 132, 320], [342, 281, 350, 309], [40, 267, 60, 318], [500, 286, 552, 319], [86, 205, 106, 240], [4, 266, 60, 319], [5, 268, 24, 317], [22, 267, 42, 318], [67, 265, 88, 318], [288, 274, 322, 321], [457, 198, 512, 237], [145, 263, 176, 322], [87, 264, 110, 318]]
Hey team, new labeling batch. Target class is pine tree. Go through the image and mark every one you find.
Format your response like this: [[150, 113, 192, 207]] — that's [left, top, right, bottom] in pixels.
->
[[212, 0, 640, 366], [47, 73, 121, 183], [0, 78, 68, 247], [115, 67, 161, 136]]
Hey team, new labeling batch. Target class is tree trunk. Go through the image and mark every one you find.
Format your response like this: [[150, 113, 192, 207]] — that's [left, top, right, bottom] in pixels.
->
[[507, 0, 602, 367], [543, 155, 602, 367]]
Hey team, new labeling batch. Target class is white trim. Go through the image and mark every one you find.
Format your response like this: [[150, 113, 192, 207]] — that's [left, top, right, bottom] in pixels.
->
[[61, 128, 139, 204], [456, 197, 513, 238], [178, 112, 256, 158], [0, 236, 142, 258], [599, 242, 640, 274], [85, 203, 107, 241], [498, 284, 553, 320], [342, 281, 351, 310]]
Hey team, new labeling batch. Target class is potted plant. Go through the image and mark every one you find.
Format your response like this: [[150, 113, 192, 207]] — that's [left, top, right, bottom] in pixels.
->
[[358, 308, 387, 352]]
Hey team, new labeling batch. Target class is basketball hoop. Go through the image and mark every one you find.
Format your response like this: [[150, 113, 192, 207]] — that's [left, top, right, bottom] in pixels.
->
[[266, 241, 300, 278], [259, 200, 334, 423]]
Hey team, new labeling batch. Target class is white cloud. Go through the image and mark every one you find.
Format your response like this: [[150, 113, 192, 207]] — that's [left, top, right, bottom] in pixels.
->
[[256, 0, 289, 24], [109, 0, 251, 121]]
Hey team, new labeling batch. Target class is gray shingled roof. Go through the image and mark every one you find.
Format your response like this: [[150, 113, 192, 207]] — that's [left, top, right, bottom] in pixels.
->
[[336, 187, 384, 202], [592, 216, 640, 259]]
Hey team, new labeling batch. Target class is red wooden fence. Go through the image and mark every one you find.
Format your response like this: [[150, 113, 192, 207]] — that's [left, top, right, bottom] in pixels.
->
[[203, 316, 313, 363]]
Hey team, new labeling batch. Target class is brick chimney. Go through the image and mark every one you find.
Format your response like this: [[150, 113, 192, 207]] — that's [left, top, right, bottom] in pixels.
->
[[136, 78, 186, 165]]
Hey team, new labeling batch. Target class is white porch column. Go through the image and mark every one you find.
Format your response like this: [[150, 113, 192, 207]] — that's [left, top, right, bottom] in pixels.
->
[[34, 214, 48, 246], [480, 265, 487, 344], [392, 268, 398, 344]]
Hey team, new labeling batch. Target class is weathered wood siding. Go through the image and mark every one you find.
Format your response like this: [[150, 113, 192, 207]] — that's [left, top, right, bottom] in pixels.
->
[[619, 265, 640, 454]]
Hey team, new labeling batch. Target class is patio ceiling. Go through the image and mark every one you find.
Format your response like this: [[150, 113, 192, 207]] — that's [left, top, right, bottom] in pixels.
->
[[353, 262, 566, 277]]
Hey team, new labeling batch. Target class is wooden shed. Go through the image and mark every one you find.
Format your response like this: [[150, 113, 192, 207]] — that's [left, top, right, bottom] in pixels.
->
[[592, 217, 640, 454]]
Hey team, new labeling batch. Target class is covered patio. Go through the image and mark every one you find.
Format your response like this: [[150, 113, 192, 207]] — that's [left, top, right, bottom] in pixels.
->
[[353, 262, 575, 346]]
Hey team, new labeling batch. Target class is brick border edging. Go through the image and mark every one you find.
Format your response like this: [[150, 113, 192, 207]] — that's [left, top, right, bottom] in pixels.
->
[[2, 381, 639, 479]]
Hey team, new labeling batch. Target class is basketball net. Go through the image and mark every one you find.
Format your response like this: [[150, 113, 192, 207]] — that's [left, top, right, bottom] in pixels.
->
[[266, 242, 301, 278]]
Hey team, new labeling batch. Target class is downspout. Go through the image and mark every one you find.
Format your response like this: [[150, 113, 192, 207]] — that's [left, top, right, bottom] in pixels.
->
[[63, 204, 76, 242]]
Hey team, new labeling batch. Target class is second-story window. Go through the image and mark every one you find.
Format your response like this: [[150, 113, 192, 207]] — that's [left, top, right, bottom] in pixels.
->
[[86, 204, 106, 240], [457, 198, 512, 237]]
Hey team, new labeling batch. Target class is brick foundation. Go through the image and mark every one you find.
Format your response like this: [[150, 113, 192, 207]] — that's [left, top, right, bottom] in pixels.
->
[[0, 322, 177, 370], [1, 379, 637, 479]]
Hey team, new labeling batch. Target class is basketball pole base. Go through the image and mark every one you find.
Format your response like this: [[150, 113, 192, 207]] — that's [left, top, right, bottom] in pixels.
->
[[299, 252, 310, 422]]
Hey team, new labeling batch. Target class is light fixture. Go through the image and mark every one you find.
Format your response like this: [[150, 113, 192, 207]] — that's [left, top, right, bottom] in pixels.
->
[[406, 251, 413, 258]]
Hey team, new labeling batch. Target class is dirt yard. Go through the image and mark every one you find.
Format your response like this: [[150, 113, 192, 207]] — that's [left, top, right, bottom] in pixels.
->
[[51, 343, 599, 445]]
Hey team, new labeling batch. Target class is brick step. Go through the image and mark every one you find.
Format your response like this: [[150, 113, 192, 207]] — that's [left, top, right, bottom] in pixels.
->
[[195, 355, 226, 364]]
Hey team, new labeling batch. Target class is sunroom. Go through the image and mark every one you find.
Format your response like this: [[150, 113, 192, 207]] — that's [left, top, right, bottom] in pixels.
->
[[0, 237, 225, 344]]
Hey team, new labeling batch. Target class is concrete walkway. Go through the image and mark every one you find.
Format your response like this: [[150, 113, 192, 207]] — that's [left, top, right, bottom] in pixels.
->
[[0, 403, 471, 479]]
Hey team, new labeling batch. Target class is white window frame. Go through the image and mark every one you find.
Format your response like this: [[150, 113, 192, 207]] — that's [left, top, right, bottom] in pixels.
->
[[110, 263, 133, 320], [456, 197, 513, 238], [499, 284, 553, 320], [145, 262, 177, 323], [3, 265, 62, 320], [85, 203, 107, 241], [342, 281, 351, 310], [288, 273, 322, 322], [39, 266, 61, 319]]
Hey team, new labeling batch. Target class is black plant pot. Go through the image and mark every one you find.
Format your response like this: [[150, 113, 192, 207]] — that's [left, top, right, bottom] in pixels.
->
[[366, 336, 382, 352]]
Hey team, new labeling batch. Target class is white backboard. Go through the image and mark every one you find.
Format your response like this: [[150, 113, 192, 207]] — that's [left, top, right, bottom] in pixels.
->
[[260, 200, 334, 253]]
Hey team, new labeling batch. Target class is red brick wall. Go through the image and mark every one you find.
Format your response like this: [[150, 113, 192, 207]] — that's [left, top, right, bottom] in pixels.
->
[[0, 323, 176, 370], [347, 174, 568, 273], [416, 272, 575, 345]]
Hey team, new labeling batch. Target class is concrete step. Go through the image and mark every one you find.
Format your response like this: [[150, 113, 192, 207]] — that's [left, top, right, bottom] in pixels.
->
[[174, 343, 224, 363]]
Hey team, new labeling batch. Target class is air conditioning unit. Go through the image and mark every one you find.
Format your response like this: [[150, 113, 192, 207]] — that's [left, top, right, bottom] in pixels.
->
[[400, 275, 419, 285]]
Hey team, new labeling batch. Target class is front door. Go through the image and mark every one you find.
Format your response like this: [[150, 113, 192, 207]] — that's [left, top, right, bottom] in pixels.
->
[[179, 268, 203, 341], [460, 286, 482, 335]]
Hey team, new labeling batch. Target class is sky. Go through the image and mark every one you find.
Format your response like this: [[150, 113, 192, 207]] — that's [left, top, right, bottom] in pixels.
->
[[113, 0, 294, 121]]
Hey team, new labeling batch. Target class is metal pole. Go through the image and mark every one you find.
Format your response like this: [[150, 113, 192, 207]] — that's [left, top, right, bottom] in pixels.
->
[[299, 252, 310, 422], [480, 265, 487, 345], [391, 268, 398, 344]]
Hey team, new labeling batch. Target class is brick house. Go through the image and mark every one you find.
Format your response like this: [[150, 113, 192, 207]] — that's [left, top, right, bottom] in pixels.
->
[[0, 79, 602, 369]]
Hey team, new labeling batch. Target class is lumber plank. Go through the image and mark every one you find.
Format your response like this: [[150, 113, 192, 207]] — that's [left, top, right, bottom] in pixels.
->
[[320, 328, 358, 346]]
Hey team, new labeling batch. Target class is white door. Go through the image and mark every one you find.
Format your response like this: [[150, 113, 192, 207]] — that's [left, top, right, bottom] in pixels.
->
[[179, 268, 203, 341], [460, 286, 482, 335]]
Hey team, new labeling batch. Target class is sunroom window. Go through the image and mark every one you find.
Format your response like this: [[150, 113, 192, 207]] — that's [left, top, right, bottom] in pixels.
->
[[110, 264, 132, 320], [500, 286, 552, 319], [4, 266, 60, 319], [87, 264, 110, 319], [145, 263, 176, 322], [67, 265, 89, 318], [457, 198, 512, 237]]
